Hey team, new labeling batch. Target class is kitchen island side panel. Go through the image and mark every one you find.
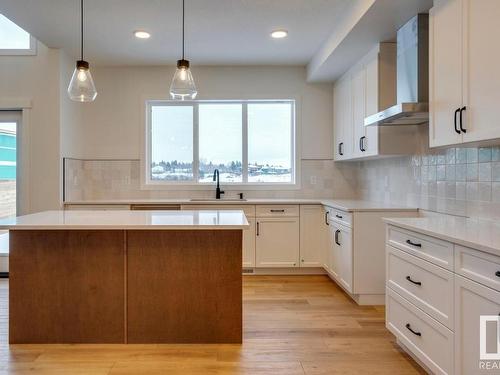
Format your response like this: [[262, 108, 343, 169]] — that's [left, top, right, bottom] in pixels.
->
[[9, 230, 126, 343], [126, 230, 243, 343]]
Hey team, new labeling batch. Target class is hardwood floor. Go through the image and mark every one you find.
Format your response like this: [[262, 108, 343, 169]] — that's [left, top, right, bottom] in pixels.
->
[[0, 276, 425, 374]]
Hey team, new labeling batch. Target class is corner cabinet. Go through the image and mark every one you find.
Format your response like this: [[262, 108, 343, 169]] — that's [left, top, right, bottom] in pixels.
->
[[330, 220, 353, 293], [430, 0, 500, 147], [323, 207, 418, 305], [299, 205, 327, 267], [334, 43, 418, 161]]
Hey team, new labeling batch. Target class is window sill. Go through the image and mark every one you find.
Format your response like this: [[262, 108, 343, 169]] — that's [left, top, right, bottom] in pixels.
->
[[140, 182, 301, 191]]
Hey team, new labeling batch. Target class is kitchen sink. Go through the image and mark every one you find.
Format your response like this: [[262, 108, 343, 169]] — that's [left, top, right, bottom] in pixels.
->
[[189, 198, 247, 202]]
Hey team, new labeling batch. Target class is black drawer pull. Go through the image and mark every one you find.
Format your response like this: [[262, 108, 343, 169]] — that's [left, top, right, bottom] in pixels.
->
[[325, 212, 329, 226], [406, 323, 421, 337], [406, 239, 422, 248], [495, 271, 500, 278], [335, 214, 343, 219], [406, 276, 422, 286], [335, 230, 341, 246], [270, 209, 285, 213]]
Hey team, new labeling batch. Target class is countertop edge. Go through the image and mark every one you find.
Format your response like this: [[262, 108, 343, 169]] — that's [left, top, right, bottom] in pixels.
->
[[2, 225, 250, 230], [384, 218, 500, 257], [63, 199, 419, 212]]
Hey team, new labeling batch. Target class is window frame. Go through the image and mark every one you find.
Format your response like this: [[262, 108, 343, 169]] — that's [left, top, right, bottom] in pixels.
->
[[142, 99, 299, 190]]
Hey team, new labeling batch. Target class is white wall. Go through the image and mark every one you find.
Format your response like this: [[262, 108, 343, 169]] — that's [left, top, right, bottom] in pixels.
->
[[61, 65, 361, 200], [0, 41, 62, 212], [59, 51, 83, 160], [75, 65, 334, 160]]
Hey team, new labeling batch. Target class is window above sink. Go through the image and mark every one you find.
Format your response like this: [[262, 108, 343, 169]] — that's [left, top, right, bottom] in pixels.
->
[[142, 99, 298, 190]]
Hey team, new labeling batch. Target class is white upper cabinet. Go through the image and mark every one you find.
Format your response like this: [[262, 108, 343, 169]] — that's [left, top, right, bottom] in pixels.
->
[[463, 0, 500, 143], [430, 0, 500, 147], [334, 43, 417, 161], [333, 74, 353, 160], [429, 0, 463, 147]]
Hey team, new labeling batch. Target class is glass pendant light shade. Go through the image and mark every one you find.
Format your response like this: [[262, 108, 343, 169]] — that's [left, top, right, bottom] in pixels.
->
[[170, 59, 197, 100], [68, 60, 97, 102], [68, 0, 97, 102]]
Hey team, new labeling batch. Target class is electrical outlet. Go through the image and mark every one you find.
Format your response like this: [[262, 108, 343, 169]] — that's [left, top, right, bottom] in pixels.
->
[[310, 176, 317, 185]]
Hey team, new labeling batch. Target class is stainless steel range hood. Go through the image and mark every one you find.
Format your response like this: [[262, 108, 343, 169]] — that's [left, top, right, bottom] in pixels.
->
[[365, 14, 429, 127]]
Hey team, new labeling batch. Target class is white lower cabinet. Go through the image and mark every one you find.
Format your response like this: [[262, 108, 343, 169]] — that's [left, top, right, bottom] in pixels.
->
[[255, 217, 300, 268], [386, 223, 500, 375], [454, 274, 500, 375], [386, 288, 454, 375], [299, 205, 327, 267], [331, 221, 353, 293]]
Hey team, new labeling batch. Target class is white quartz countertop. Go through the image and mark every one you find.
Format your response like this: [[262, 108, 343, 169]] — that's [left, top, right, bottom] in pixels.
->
[[0, 210, 250, 230], [63, 198, 417, 212], [384, 216, 500, 257], [320, 199, 417, 212]]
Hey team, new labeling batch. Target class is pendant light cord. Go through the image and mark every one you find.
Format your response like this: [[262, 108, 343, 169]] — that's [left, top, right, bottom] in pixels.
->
[[182, 0, 185, 60], [80, 0, 84, 61]]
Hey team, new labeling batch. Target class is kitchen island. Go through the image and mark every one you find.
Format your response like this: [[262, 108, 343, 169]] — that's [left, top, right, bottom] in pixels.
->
[[0, 210, 248, 344]]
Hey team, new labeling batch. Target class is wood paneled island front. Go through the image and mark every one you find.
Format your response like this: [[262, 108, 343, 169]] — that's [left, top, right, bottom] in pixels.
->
[[0, 210, 248, 344]]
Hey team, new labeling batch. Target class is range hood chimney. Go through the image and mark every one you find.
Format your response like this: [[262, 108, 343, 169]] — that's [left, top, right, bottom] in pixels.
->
[[365, 14, 429, 127]]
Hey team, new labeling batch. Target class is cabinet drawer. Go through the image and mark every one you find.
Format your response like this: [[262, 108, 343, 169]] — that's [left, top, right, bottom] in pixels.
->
[[387, 226, 454, 270], [256, 205, 299, 217], [455, 245, 500, 292], [327, 208, 352, 227], [386, 288, 454, 375], [387, 246, 454, 329], [183, 205, 255, 218]]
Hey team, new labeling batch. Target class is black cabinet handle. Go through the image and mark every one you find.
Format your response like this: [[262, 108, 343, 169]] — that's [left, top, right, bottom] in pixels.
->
[[335, 230, 341, 246], [338, 142, 344, 156], [454, 108, 461, 134], [270, 209, 285, 213], [325, 212, 329, 226], [335, 214, 343, 219], [406, 276, 422, 286], [495, 271, 500, 278], [459, 106, 467, 133], [405, 323, 422, 337], [360, 136, 366, 152], [406, 239, 422, 248], [256, 222, 259, 236]]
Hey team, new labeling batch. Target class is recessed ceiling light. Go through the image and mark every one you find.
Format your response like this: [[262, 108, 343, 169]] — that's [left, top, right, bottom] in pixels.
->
[[134, 30, 151, 39], [271, 30, 288, 39]]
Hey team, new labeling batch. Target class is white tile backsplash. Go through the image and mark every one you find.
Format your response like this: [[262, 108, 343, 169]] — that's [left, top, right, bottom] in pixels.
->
[[357, 145, 500, 220], [64, 159, 358, 201], [65, 143, 500, 220]]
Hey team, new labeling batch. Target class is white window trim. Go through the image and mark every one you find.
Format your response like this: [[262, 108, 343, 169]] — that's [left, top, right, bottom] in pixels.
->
[[0, 35, 37, 56], [140, 98, 301, 191]]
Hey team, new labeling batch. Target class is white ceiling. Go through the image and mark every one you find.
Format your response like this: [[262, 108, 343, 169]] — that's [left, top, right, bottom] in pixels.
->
[[0, 0, 351, 66]]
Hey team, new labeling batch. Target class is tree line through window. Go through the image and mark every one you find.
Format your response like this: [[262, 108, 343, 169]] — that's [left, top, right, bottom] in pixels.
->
[[148, 100, 295, 184]]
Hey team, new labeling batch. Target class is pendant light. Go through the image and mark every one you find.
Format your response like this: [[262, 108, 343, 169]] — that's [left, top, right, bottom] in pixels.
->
[[169, 0, 197, 100], [68, 0, 97, 102]]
